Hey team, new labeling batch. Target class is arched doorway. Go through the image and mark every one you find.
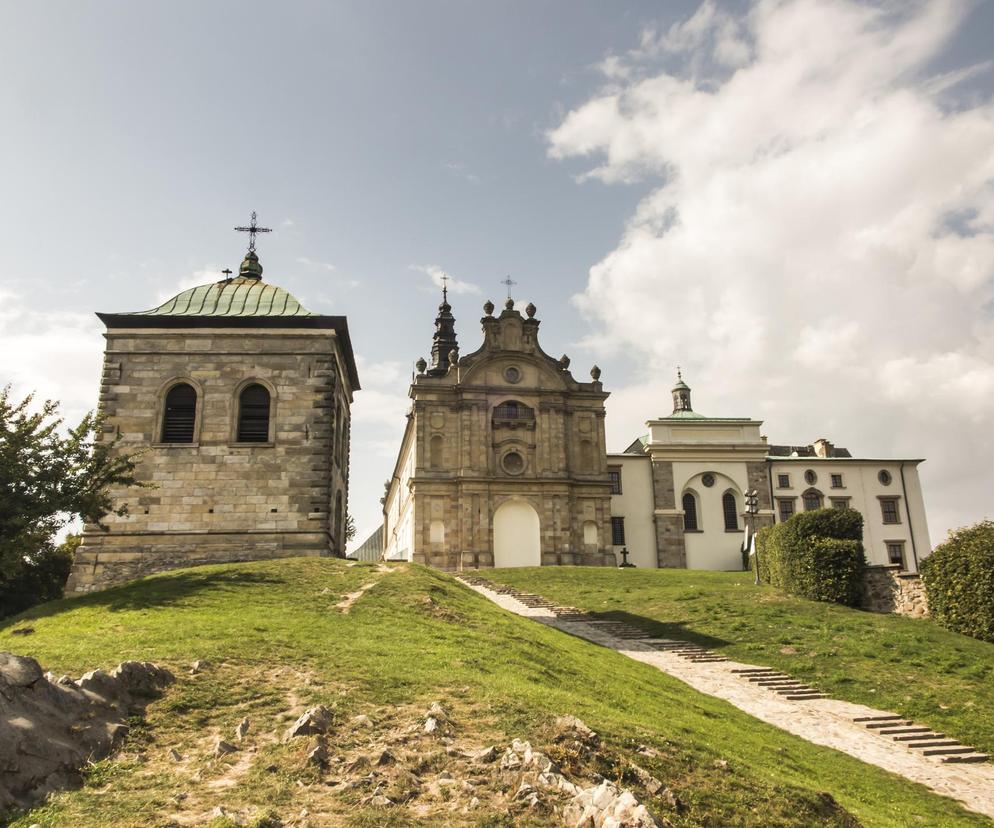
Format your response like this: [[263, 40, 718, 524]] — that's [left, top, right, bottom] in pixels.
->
[[493, 499, 541, 568]]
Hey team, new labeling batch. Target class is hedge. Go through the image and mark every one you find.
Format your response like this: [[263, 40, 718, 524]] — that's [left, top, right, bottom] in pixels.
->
[[920, 521, 994, 643], [756, 508, 866, 606]]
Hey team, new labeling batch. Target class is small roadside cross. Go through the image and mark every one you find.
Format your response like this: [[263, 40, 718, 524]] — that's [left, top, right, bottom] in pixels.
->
[[234, 211, 272, 252]]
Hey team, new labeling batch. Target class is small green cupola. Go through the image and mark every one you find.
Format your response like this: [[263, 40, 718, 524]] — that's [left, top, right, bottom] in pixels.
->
[[239, 249, 264, 280]]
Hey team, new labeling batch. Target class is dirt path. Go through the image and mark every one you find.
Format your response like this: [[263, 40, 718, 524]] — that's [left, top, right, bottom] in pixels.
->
[[460, 578, 994, 821], [336, 564, 393, 613]]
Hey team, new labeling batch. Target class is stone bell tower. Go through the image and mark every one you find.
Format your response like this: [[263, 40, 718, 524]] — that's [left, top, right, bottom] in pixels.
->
[[66, 216, 360, 593]]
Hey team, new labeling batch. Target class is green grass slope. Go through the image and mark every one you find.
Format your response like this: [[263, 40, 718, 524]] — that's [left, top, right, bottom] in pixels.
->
[[483, 567, 994, 758], [0, 559, 989, 827]]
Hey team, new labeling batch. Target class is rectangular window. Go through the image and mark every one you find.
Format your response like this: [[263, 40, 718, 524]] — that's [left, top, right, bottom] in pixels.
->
[[831, 473, 844, 489], [887, 542, 906, 568], [777, 473, 790, 488], [830, 498, 850, 510], [777, 498, 795, 522], [609, 467, 622, 495], [880, 498, 901, 524], [611, 516, 626, 546]]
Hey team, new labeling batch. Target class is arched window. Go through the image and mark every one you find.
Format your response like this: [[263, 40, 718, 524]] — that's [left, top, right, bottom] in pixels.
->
[[161, 383, 197, 443], [682, 492, 699, 531], [803, 489, 823, 511], [492, 400, 534, 421], [429, 434, 444, 469], [237, 384, 271, 442], [722, 491, 739, 530]]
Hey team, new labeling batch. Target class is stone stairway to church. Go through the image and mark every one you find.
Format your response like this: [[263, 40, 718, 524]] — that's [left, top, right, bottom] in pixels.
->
[[456, 573, 989, 768]]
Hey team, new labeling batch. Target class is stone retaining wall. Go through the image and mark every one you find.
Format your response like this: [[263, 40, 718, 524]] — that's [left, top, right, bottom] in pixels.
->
[[862, 565, 929, 618]]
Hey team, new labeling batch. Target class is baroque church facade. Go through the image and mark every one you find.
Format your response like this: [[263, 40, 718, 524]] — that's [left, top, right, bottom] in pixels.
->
[[66, 236, 359, 594], [383, 294, 932, 573], [382, 292, 616, 569]]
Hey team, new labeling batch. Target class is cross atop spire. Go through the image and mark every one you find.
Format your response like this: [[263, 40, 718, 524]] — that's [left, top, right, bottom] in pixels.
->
[[501, 275, 516, 299], [234, 211, 272, 253], [440, 272, 449, 303]]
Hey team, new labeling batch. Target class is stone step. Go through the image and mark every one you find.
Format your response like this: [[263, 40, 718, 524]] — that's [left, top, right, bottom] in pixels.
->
[[878, 726, 933, 735], [756, 679, 804, 686], [731, 668, 780, 675], [853, 715, 904, 723], [784, 693, 828, 700], [906, 740, 963, 749], [865, 720, 912, 729], [892, 732, 944, 742], [923, 746, 978, 756], [748, 675, 792, 682], [941, 753, 989, 764], [774, 686, 813, 694]]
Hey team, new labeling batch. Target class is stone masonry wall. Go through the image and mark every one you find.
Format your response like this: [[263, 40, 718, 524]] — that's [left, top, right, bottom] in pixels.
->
[[66, 328, 351, 594], [862, 565, 929, 618]]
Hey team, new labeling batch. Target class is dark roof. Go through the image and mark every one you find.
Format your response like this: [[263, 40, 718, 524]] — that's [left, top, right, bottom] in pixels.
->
[[624, 436, 648, 454], [767, 444, 852, 458]]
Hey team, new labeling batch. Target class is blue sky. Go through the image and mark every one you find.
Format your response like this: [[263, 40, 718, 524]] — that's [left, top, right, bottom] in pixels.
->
[[2, 1, 993, 547]]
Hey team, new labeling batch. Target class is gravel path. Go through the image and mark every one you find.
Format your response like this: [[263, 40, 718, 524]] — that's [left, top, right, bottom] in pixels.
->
[[461, 578, 994, 821]]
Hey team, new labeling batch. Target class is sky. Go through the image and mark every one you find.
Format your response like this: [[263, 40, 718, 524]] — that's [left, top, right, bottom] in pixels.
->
[[1, 0, 993, 549]]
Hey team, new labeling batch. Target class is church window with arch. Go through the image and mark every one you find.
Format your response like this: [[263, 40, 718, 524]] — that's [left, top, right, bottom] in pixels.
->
[[722, 491, 739, 530], [682, 491, 700, 531], [161, 383, 197, 443], [802, 489, 824, 511], [237, 383, 272, 443]]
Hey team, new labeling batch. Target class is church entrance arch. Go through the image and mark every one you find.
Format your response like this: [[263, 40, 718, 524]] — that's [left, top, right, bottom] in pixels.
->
[[493, 499, 541, 568]]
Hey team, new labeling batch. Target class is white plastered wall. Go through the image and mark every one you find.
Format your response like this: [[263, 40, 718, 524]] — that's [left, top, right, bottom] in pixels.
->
[[608, 455, 656, 568], [769, 460, 931, 571], [674, 463, 749, 571]]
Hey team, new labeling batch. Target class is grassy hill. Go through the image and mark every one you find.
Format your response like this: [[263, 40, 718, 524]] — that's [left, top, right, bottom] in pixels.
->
[[483, 567, 994, 761], [1, 559, 991, 827]]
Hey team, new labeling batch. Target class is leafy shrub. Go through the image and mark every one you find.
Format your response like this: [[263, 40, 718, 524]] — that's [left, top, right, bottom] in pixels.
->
[[921, 521, 994, 643], [756, 509, 866, 606], [0, 534, 77, 619]]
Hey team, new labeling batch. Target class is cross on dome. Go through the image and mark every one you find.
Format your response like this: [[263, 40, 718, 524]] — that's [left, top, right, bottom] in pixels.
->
[[234, 211, 272, 253]]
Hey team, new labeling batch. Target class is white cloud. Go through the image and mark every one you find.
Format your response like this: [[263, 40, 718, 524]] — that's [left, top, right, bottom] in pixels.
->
[[410, 264, 481, 295], [550, 0, 994, 543], [296, 256, 336, 272], [0, 289, 104, 425]]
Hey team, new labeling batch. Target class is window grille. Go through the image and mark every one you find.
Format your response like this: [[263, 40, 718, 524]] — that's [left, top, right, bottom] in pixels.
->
[[778, 499, 795, 522], [803, 489, 823, 511], [682, 492, 699, 531], [610, 516, 626, 545], [722, 491, 739, 530]]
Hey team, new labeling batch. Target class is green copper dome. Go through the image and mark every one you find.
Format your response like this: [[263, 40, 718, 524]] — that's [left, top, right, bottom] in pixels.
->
[[129, 276, 315, 318]]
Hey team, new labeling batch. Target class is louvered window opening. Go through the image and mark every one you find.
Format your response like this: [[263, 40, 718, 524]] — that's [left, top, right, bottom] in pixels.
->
[[682, 492, 699, 531], [238, 384, 271, 442], [162, 384, 197, 443], [722, 492, 739, 530]]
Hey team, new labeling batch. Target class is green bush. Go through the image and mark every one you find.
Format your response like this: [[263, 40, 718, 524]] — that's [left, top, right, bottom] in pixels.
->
[[921, 521, 994, 643], [0, 534, 77, 620], [756, 509, 866, 606]]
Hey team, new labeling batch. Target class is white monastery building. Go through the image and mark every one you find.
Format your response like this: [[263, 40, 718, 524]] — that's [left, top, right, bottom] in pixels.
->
[[609, 374, 931, 573]]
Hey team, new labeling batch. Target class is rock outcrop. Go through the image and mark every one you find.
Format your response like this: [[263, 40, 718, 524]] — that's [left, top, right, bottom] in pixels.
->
[[0, 652, 174, 815]]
